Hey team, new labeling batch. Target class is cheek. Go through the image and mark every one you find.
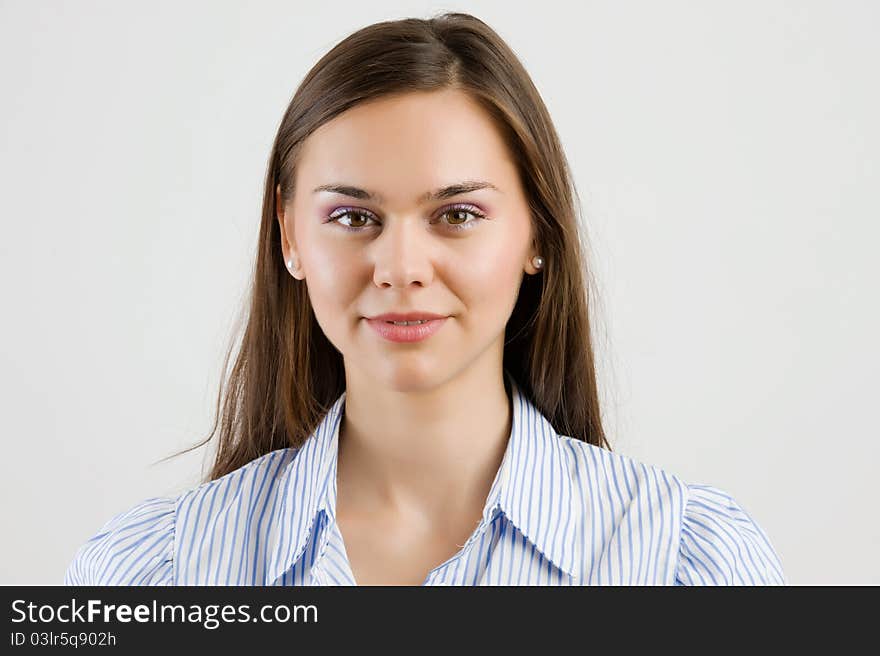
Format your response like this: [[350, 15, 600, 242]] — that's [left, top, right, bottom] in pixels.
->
[[452, 241, 523, 314], [300, 242, 361, 319]]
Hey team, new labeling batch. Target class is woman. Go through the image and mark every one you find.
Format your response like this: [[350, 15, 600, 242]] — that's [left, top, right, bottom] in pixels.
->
[[65, 12, 786, 586]]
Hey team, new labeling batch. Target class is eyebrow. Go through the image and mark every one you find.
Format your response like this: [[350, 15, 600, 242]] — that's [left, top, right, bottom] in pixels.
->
[[311, 180, 500, 204]]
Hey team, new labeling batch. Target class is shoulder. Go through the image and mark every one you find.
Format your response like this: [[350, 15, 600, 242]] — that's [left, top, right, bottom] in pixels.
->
[[676, 482, 786, 585], [557, 438, 786, 585], [175, 448, 299, 526], [557, 435, 687, 505], [64, 448, 300, 586], [64, 495, 177, 585], [172, 447, 300, 584]]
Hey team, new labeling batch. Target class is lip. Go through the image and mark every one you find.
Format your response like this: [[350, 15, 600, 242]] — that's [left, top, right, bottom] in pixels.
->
[[365, 316, 448, 343], [367, 312, 448, 322]]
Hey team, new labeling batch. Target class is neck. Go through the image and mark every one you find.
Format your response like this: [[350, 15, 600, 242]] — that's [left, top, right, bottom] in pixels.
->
[[336, 364, 512, 522]]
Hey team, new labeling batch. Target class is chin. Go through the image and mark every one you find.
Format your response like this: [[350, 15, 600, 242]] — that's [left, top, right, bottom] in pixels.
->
[[374, 360, 447, 392]]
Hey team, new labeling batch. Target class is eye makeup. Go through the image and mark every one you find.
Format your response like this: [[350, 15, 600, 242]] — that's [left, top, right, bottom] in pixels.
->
[[324, 202, 489, 233]]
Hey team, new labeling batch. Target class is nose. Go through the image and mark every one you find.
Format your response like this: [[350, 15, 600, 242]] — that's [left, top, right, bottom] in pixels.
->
[[371, 216, 435, 289]]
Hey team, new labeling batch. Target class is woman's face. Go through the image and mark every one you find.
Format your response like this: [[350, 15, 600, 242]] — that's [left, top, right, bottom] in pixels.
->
[[276, 88, 540, 392]]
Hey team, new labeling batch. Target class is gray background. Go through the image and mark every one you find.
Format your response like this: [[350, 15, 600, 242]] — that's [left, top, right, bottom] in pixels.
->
[[2, 0, 877, 585]]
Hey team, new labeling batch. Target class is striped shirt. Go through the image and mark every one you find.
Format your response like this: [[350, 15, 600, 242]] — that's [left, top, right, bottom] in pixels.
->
[[64, 371, 786, 585]]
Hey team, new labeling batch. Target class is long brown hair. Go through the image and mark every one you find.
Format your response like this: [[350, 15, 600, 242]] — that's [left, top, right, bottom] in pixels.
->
[[164, 11, 612, 483]]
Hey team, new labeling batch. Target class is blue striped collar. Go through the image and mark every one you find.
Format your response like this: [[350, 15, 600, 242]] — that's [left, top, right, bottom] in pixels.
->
[[266, 370, 580, 583]]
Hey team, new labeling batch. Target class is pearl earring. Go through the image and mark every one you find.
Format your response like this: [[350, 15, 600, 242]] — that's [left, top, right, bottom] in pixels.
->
[[532, 255, 544, 270]]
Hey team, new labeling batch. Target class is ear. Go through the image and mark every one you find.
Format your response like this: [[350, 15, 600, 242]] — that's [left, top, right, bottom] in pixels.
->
[[276, 184, 303, 279]]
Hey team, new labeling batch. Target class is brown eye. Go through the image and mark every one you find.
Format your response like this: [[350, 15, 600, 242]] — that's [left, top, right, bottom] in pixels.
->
[[327, 204, 486, 233], [438, 204, 486, 231], [344, 213, 370, 228], [445, 209, 470, 225], [328, 209, 379, 232]]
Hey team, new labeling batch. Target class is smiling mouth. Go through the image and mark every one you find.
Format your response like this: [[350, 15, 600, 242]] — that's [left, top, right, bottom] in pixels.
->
[[364, 316, 449, 343]]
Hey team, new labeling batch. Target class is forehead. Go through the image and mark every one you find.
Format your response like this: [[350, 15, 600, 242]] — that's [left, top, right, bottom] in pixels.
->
[[295, 89, 518, 205]]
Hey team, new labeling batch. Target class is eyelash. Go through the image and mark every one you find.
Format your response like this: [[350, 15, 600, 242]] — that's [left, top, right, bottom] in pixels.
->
[[326, 204, 487, 233]]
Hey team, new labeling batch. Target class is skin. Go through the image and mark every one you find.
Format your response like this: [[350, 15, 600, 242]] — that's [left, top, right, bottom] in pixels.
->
[[275, 88, 543, 584]]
